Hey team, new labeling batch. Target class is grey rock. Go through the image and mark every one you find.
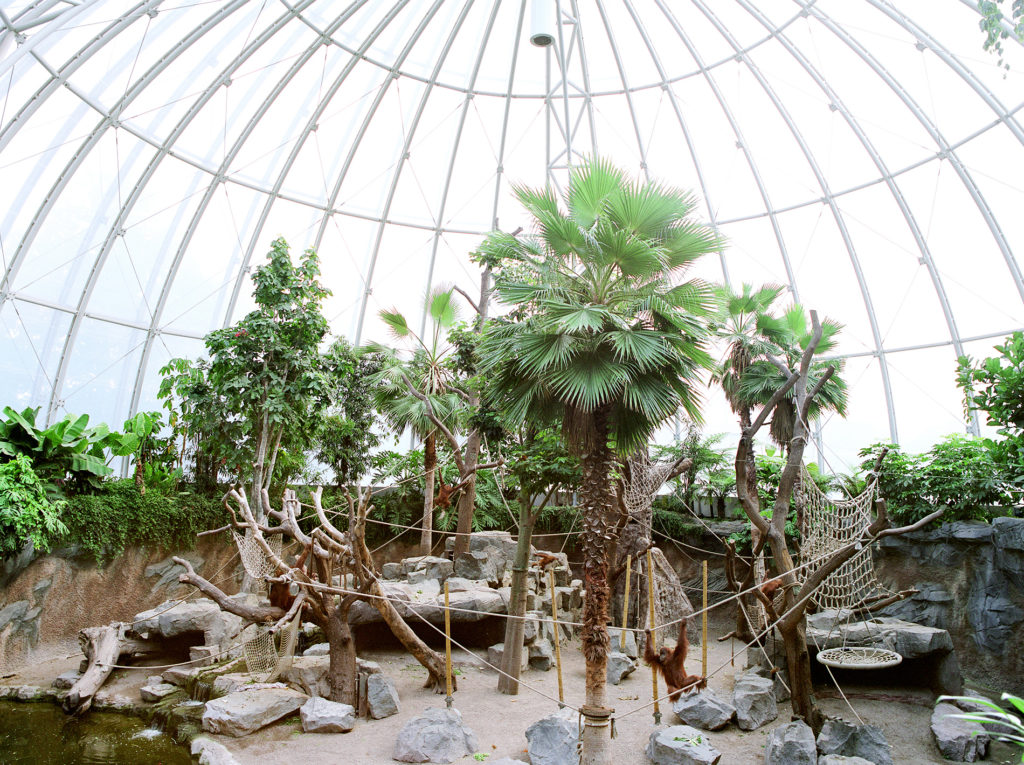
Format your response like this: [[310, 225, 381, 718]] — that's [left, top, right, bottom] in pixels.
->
[[522, 613, 540, 644], [487, 642, 529, 672], [280, 655, 331, 698], [53, 670, 81, 689], [947, 521, 994, 543], [607, 627, 639, 658], [392, 706, 478, 763], [453, 550, 504, 586], [133, 598, 242, 647], [444, 577, 488, 592], [732, 672, 778, 731], [931, 702, 989, 761], [993, 517, 1024, 551], [140, 683, 179, 702], [162, 666, 200, 687], [816, 719, 893, 765], [300, 696, 356, 733], [606, 651, 638, 685], [673, 688, 736, 731], [146, 555, 203, 591], [817, 757, 872, 765], [445, 531, 518, 563], [303, 642, 329, 656], [806, 613, 954, 658], [646, 725, 722, 764], [201, 687, 307, 737], [528, 638, 554, 671], [367, 673, 400, 719], [213, 673, 252, 696], [405, 555, 454, 582], [764, 720, 816, 765], [358, 658, 382, 675], [526, 708, 580, 765], [191, 737, 240, 765], [381, 562, 403, 580], [189, 645, 220, 667], [0, 601, 29, 631]]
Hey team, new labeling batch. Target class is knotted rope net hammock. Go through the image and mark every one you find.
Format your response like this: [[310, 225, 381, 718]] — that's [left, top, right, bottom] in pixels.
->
[[796, 466, 902, 670], [231, 530, 299, 680]]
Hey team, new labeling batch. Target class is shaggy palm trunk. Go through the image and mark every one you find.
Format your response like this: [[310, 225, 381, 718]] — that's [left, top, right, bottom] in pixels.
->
[[497, 487, 537, 694], [325, 604, 358, 705], [421, 433, 437, 556], [579, 409, 616, 765]]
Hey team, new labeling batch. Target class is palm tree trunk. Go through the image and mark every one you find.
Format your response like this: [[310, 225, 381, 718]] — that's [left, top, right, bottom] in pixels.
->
[[579, 408, 616, 765], [421, 433, 437, 556], [497, 487, 536, 694]]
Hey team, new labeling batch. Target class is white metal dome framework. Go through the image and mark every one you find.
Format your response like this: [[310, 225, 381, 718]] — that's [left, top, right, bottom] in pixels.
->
[[1, 0, 1023, 469]]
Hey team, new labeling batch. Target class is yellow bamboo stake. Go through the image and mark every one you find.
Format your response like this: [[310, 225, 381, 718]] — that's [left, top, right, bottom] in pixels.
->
[[701, 559, 708, 679], [548, 568, 564, 707], [444, 580, 453, 708], [620, 555, 631, 652], [647, 549, 660, 724]]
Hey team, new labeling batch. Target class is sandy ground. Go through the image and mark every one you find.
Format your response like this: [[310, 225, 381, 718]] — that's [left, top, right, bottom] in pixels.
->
[[4, 623, 1019, 765], [207, 625, 1020, 765]]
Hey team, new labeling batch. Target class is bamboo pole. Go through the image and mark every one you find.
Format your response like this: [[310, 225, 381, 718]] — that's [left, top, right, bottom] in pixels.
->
[[548, 568, 564, 707], [647, 549, 660, 725], [444, 580, 453, 708], [620, 555, 631, 652], [701, 559, 708, 678]]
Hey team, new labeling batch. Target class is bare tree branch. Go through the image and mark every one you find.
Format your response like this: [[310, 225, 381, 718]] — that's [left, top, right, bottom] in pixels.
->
[[173, 556, 285, 623]]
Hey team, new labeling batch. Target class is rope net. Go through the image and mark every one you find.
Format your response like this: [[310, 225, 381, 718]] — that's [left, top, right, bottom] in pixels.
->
[[232, 529, 282, 582], [797, 466, 893, 611]]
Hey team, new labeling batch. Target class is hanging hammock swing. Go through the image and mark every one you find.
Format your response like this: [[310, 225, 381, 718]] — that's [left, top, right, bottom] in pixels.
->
[[796, 465, 904, 671]]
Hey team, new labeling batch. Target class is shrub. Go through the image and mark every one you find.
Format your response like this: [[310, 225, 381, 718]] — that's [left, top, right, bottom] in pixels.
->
[[61, 480, 227, 563], [0, 454, 68, 555]]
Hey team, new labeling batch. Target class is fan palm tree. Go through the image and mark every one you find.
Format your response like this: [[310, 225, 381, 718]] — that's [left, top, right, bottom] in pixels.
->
[[479, 158, 722, 765], [739, 304, 848, 449], [366, 288, 463, 555]]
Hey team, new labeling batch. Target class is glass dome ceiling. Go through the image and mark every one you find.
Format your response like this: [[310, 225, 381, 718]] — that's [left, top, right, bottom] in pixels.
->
[[2, 0, 1023, 471]]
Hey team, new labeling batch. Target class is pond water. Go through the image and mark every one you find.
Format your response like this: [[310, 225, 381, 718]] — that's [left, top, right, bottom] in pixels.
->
[[0, 702, 192, 764]]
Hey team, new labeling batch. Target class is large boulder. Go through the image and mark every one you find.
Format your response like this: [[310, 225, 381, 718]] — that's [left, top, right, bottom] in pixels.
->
[[201, 687, 307, 737], [646, 725, 722, 764], [931, 702, 989, 762], [529, 638, 555, 671], [732, 672, 778, 731], [367, 673, 400, 719], [526, 708, 580, 765], [815, 719, 893, 765], [453, 550, 505, 586], [402, 555, 454, 582], [488, 642, 529, 672], [300, 696, 356, 734], [191, 737, 240, 765], [280, 655, 330, 697], [673, 689, 735, 731], [607, 627, 639, 659], [606, 651, 637, 684], [392, 707, 479, 763], [133, 599, 242, 647], [764, 720, 816, 765], [140, 682, 178, 702]]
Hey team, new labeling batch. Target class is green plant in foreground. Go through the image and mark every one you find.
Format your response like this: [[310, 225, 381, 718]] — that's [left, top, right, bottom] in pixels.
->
[[0, 454, 68, 555], [938, 693, 1024, 761]]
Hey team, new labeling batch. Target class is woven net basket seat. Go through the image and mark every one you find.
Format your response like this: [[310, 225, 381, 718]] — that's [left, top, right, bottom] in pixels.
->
[[816, 646, 903, 669]]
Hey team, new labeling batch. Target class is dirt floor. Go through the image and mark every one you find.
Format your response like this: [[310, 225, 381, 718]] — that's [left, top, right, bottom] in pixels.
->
[[4, 619, 1020, 764]]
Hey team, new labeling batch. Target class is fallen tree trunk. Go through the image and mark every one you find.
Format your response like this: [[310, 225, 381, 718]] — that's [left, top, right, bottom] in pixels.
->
[[63, 623, 125, 715]]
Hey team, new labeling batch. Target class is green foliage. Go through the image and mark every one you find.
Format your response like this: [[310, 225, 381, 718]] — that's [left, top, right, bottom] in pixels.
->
[[978, 1, 1024, 70], [317, 340, 384, 486], [0, 454, 68, 555], [479, 157, 722, 456], [653, 427, 732, 505], [861, 436, 1015, 523], [159, 238, 335, 494], [958, 332, 1024, 504], [62, 480, 228, 564], [938, 693, 1024, 760], [0, 406, 123, 496]]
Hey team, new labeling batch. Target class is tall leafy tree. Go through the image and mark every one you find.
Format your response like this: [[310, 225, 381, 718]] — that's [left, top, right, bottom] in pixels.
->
[[159, 237, 332, 516], [480, 158, 721, 765]]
